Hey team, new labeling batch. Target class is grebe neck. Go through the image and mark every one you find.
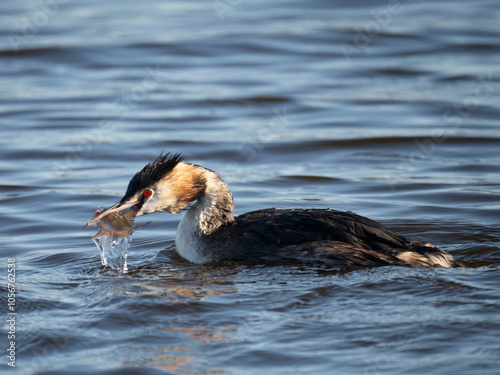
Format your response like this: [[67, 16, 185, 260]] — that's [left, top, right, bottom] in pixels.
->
[[175, 166, 234, 262], [190, 166, 235, 234]]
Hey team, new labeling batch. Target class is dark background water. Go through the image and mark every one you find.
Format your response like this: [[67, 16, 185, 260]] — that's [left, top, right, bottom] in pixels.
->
[[1, 0, 499, 374]]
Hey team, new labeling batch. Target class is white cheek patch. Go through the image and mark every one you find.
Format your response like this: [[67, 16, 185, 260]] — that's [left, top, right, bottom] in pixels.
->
[[148, 186, 180, 214]]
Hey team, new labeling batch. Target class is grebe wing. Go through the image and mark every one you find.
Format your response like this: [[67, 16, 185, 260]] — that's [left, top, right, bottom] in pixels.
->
[[210, 208, 458, 267], [216, 208, 410, 251]]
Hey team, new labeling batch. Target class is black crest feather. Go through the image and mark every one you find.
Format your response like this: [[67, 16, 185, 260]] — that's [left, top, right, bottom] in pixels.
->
[[121, 152, 185, 202]]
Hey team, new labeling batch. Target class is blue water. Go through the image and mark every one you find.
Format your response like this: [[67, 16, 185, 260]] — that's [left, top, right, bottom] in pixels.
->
[[1, 0, 500, 374]]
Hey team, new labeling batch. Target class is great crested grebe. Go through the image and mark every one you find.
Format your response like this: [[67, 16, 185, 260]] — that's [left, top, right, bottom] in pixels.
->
[[85, 152, 461, 268]]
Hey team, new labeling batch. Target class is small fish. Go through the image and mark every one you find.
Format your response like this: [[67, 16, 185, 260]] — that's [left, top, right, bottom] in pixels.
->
[[85, 206, 150, 241]]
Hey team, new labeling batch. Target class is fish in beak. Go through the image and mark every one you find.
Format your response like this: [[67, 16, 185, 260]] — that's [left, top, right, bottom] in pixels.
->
[[84, 200, 142, 228], [85, 204, 150, 241]]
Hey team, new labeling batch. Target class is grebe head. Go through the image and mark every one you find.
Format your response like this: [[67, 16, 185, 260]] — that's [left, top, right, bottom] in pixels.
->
[[85, 152, 206, 226]]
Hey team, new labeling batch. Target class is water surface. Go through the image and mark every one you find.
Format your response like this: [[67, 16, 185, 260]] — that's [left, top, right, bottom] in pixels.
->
[[1, 0, 499, 374]]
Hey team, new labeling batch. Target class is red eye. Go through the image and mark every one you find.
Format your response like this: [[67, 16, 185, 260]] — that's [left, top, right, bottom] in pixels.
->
[[143, 189, 153, 197], [94, 211, 102, 218]]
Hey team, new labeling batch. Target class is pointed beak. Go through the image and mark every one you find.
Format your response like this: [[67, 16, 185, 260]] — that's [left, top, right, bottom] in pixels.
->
[[83, 200, 141, 228]]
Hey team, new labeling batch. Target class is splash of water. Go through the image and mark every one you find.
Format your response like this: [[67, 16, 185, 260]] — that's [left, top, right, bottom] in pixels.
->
[[93, 234, 131, 272]]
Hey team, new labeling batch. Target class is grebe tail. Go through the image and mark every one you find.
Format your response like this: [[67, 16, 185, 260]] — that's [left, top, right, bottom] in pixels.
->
[[85, 152, 461, 268]]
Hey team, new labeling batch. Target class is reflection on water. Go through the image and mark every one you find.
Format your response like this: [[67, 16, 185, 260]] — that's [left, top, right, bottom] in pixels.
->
[[102, 266, 242, 374], [1, 0, 500, 373], [150, 326, 236, 374]]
